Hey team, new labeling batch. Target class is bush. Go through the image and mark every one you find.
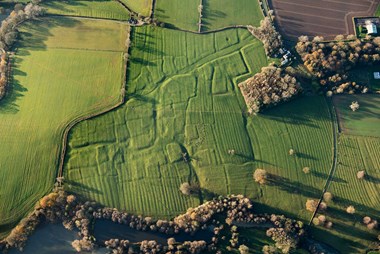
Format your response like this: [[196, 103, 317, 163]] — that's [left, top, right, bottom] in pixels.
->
[[253, 168, 268, 185], [346, 205, 355, 214]]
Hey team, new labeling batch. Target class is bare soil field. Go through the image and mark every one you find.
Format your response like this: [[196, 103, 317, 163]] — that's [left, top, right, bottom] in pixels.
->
[[268, 0, 380, 40]]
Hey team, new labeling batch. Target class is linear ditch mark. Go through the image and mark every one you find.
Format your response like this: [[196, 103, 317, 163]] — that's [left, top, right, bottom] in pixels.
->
[[56, 26, 132, 182], [308, 97, 339, 225], [150, 0, 157, 20]]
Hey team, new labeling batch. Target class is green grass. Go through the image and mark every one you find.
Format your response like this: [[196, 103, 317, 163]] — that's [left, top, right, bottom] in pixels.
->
[[202, 0, 264, 30], [155, 0, 199, 31], [64, 26, 268, 218], [65, 26, 334, 228], [120, 0, 152, 16], [43, 0, 130, 21], [349, 67, 380, 91], [312, 135, 380, 253], [0, 17, 128, 238], [333, 95, 380, 137]]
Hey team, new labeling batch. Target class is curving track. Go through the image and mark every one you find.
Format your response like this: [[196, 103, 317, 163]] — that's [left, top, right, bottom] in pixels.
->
[[268, 0, 380, 40]]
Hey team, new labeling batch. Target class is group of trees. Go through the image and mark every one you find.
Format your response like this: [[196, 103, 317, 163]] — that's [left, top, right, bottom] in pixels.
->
[[248, 16, 283, 56], [0, 2, 44, 51], [296, 35, 380, 93], [239, 66, 301, 113], [0, 53, 8, 99]]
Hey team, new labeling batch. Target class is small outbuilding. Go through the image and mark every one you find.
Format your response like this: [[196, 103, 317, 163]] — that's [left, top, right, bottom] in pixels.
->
[[365, 20, 377, 35], [374, 72, 380, 79]]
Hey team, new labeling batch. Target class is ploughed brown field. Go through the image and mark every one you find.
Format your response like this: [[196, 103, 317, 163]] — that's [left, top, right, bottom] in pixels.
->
[[268, 0, 380, 40]]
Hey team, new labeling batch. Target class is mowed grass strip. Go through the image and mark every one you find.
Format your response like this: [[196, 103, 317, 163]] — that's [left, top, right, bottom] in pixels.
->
[[155, 0, 199, 31], [202, 0, 264, 30], [333, 94, 380, 137], [43, 0, 130, 21], [120, 0, 152, 17], [312, 135, 380, 253], [0, 17, 128, 238]]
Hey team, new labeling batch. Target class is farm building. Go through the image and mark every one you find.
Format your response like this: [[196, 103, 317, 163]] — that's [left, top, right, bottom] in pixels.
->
[[365, 20, 377, 35]]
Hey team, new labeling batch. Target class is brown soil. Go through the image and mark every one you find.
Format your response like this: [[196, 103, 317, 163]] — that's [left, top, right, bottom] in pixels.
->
[[268, 0, 380, 40]]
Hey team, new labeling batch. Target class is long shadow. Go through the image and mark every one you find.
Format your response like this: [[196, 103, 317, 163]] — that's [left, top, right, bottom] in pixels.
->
[[65, 180, 103, 195], [202, 0, 227, 31], [267, 173, 322, 199], [0, 16, 80, 111], [311, 171, 347, 184], [366, 174, 380, 184]]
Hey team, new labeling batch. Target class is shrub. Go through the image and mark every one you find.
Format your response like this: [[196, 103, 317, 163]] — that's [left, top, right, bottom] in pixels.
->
[[253, 168, 268, 185], [302, 167, 310, 174], [306, 199, 318, 212], [357, 170, 365, 179], [239, 244, 249, 254], [363, 216, 372, 225], [346, 205, 355, 214], [323, 192, 333, 202]]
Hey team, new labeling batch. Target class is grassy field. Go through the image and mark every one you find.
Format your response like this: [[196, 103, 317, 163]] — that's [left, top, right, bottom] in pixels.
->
[[202, 0, 264, 30], [43, 0, 130, 21], [312, 135, 380, 253], [65, 25, 334, 228], [349, 67, 380, 91], [0, 17, 128, 238], [120, 0, 152, 17], [333, 95, 380, 137], [155, 0, 199, 31]]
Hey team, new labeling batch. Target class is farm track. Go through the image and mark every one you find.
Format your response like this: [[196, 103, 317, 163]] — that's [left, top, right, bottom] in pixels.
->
[[309, 97, 339, 225]]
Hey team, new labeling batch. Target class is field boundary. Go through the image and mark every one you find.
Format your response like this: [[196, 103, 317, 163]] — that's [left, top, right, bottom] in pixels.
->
[[56, 25, 131, 181], [309, 97, 339, 225]]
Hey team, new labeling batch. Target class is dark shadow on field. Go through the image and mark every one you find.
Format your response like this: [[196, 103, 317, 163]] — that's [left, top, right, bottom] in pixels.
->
[[154, 7, 169, 20], [16, 16, 80, 50], [311, 171, 347, 184], [295, 152, 317, 160], [0, 57, 27, 114], [258, 96, 330, 129], [65, 180, 103, 195], [333, 95, 380, 122], [127, 93, 157, 105], [201, 0, 227, 31], [267, 173, 321, 199], [0, 17, 80, 111], [366, 174, 380, 184], [309, 225, 368, 254]]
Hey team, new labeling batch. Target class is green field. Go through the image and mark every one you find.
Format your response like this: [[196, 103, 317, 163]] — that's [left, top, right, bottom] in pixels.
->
[[349, 67, 380, 91], [64, 26, 334, 226], [333, 95, 380, 137], [43, 0, 130, 21], [155, 0, 199, 31], [120, 0, 152, 16], [0, 17, 128, 238], [202, 0, 264, 30], [312, 135, 380, 253]]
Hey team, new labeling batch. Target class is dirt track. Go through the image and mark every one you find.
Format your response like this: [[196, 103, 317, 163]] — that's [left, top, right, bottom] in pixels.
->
[[268, 0, 380, 40]]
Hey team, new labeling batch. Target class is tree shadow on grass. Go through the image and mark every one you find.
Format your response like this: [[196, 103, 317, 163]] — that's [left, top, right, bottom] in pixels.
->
[[65, 180, 103, 195], [311, 171, 347, 184], [267, 173, 322, 199]]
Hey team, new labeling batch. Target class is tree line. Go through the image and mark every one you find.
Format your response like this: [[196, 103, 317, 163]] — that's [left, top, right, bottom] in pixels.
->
[[296, 35, 380, 94], [0, 0, 44, 102]]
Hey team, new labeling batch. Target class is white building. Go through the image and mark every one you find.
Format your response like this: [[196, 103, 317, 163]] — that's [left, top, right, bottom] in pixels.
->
[[374, 72, 380, 79], [365, 20, 377, 35]]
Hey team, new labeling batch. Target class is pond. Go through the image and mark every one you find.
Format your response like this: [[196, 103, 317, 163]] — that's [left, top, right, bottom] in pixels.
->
[[9, 223, 107, 254], [94, 220, 213, 245], [8, 220, 213, 254]]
